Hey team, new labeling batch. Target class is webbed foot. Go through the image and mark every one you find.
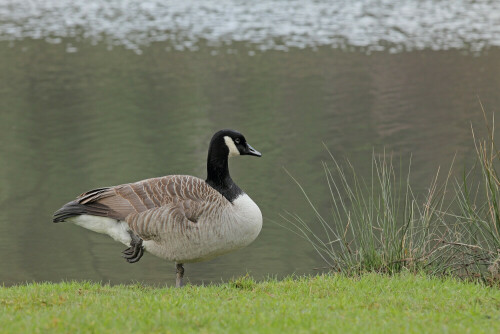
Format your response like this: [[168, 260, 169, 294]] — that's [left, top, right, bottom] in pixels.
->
[[122, 232, 144, 263]]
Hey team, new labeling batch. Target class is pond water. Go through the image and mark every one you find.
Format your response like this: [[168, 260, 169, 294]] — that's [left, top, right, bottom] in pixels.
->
[[1, 1, 500, 286]]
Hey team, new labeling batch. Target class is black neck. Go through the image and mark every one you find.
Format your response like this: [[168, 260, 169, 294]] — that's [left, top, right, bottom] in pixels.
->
[[205, 151, 243, 203]]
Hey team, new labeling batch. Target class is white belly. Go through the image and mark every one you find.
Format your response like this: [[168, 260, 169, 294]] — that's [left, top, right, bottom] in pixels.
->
[[144, 194, 263, 263]]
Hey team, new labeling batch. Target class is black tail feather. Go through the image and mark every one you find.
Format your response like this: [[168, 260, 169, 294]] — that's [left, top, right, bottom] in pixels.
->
[[53, 200, 110, 223]]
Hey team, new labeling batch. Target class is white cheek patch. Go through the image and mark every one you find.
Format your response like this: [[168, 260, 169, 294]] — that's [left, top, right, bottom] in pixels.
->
[[224, 136, 240, 157]]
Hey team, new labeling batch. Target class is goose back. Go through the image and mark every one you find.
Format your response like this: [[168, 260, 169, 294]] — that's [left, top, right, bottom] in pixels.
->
[[54, 175, 224, 222]]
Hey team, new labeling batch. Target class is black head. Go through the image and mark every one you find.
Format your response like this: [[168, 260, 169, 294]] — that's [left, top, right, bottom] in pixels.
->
[[206, 129, 261, 202], [208, 129, 262, 160]]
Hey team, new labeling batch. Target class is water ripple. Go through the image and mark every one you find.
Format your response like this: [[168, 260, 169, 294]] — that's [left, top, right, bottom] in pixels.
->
[[1, 1, 499, 53]]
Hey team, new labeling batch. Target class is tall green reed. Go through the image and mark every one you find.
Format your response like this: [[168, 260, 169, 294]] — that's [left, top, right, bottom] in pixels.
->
[[451, 107, 500, 280], [280, 146, 453, 275]]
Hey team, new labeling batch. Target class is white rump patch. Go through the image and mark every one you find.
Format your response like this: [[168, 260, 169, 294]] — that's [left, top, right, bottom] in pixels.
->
[[224, 136, 240, 157], [70, 215, 132, 246]]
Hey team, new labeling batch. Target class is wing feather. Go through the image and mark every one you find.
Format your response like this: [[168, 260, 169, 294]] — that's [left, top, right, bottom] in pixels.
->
[[53, 176, 226, 239]]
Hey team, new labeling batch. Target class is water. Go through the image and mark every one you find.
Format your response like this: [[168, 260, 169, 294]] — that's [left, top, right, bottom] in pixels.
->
[[1, 2, 500, 286], [1, 0, 500, 53]]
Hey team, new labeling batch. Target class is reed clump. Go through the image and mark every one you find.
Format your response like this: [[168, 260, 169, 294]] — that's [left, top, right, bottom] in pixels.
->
[[281, 148, 452, 276], [282, 106, 500, 284], [450, 109, 500, 283]]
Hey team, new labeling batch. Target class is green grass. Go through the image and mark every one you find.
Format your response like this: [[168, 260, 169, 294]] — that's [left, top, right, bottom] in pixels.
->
[[1, 274, 499, 333]]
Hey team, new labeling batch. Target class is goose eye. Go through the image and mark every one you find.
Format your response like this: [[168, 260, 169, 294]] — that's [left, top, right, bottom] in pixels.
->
[[234, 138, 240, 144]]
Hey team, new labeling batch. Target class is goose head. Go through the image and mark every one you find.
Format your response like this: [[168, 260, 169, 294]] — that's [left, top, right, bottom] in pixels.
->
[[206, 129, 261, 201], [208, 129, 262, 161]]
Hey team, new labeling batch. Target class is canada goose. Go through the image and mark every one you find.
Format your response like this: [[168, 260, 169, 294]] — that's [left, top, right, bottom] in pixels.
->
[[53, 129, 262, 287]]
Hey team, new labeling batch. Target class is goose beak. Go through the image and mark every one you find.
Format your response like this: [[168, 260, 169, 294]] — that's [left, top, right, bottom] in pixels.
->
[[244, 143, 262, 157]]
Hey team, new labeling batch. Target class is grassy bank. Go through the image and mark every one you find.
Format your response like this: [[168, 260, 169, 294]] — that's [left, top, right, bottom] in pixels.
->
[[1, 274, 499, 333]]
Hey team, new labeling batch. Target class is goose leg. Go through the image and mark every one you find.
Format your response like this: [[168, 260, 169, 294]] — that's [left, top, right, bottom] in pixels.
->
[[122, 232, 144, 263], [176, 263, 184, 288]]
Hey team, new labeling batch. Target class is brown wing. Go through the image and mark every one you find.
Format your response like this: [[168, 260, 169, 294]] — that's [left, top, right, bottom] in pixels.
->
[[125, 198, 209, 241], [53, 175, 224, 223]]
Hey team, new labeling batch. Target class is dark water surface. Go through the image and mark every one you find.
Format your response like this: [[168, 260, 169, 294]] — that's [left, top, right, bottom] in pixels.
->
[[1, 40, 500, 285]]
